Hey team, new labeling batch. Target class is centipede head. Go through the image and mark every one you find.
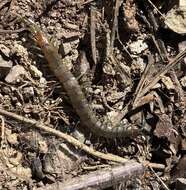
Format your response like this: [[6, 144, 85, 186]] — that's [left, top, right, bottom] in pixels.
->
[[19, 16, 49, 48], [22, 18, 41, 36]]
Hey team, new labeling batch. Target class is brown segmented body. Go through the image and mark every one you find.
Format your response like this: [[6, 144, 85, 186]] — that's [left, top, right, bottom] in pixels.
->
[[26, 20, 141, 138]]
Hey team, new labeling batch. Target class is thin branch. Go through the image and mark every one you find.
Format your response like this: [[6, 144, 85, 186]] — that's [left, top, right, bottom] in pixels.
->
[[36, 162, 144, 190], [0, 108, 166, 170], [0, 108, 128, 163], [138, 48, 186, 99], [80, 0, 95, 6], [110, 0, 121, 54], [133, 54, 154, 106], [90, 2, 97, 65], [147, 0, 165, 18], [0, 116, 5, 148], [149, 166, 170, 190], [0, 28, 26, 34]]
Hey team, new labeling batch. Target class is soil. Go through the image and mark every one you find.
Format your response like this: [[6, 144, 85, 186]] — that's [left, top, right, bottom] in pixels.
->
[[0, 0, 185, 189]]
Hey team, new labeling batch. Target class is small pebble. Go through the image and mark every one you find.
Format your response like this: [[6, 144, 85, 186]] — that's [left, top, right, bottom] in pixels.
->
[[178, 41, 186, 64], [0, 44, 11, 57], [131, 57, 146, 74], [161, 76, 175, 90], [180, 76, 186, 88], [59, 42, 72, 56], [5, 65, 27, 84], [23, 86, 35, 99], [38, 140, 48, 154], [7, 133, 18, 145], [29, 65, 43, 78], [129, 39, 148, 54]]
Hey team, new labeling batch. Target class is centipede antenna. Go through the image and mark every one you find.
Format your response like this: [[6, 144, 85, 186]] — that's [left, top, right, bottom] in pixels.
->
[[21, 18, 39, 35], [13, 13, 40, 35]]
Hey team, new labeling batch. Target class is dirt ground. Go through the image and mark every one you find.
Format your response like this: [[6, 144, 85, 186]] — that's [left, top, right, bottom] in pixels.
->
[[0, 0, 185, 189]]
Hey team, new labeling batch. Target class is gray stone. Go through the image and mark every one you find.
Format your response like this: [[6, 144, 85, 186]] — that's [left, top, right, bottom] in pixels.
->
[[180, 76, 186, 88], [39, 77, 47, 87], [0, 44, 10, 57], [175, 178, 186, 190], [5, 65, 27, 84], [0, 55, 13, 79]]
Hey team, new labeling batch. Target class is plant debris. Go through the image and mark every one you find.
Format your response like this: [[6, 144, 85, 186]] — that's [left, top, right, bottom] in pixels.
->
[[0, 0, 185, 189]]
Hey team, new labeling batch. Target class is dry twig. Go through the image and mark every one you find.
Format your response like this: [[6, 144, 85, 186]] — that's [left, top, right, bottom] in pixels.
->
[[36, 162, 144, 190], [0, 108, 166, 170], [149, 167, 170, 190], [134, 48, 186, 106], [80, 0, 95, 6], [0, 116, 5, 148], [110, 0, 121, 54], [0, 28, 26, 34], [0, 0, 10, 10], [133, 54, 154, 106], [90, 2, 97, 65], [0, 108, 129, 163]]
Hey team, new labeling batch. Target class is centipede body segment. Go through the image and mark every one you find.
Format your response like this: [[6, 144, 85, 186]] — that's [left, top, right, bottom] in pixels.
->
[[25, 19, 141, 138]]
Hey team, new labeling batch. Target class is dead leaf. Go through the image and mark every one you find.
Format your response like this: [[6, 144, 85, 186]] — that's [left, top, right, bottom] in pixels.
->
[[154, 114, 180, 152], [165, 6, 186, 34]]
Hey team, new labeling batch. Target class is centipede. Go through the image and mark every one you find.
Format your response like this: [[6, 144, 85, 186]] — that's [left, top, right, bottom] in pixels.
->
[[23, 18, 142, 138]]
